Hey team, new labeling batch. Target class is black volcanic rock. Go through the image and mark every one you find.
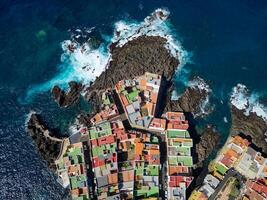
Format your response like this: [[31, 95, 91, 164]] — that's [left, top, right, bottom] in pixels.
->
[[195, 125, 220, 167], [26, 113, 64, 171], [164, 80, 211, 117], [52, 81, 83, 107], [231, 106, 267, 154], [85, 36, 179, 106]]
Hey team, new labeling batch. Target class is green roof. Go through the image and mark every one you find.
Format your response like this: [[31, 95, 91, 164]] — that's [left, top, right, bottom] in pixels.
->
[[151, 136, 159, 144], [144, 165, 159, 176], [169, 156, 193, 167], [73, 195, 89, 200], [172, 139, 193, 148], [70, 175, 87, 190], [65, 147, 85, 164], [89, 122, 112, 139], [147, 187, 159, 197], [167, 130, 189, 138], [70, 176, 78, 189], [126, 90, 139, 103], [136, 186, 159, 197], [89, 129, 97, 139], [175, 146, 191, 156], [216, 163, 228, 175]]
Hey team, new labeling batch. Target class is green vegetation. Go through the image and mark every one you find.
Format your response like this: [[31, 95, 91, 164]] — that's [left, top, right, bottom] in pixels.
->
[[229, 178, 241, 199]]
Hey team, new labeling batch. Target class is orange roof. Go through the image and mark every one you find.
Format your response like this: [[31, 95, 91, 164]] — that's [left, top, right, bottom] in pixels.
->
[[121, 95, 129, 106], [225, 149, 239, 158], [135, 142, 144, 155], [108, 173, 118, 184], [255, 155, 265, 165], [169, 166, 189, 175], [91, 113, 102, 123], [121, 171, 134, 182], [71, 189, 80, 196], [140, 79, 147, 87], [149, 118, 166, 129], [167, 119, 189, 130], [232, 136, 250, 148], [149, 149, 160, 155], [166, 112, 185, 121]]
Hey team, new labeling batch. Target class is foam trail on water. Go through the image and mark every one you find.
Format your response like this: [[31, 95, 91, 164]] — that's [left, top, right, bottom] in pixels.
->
[[230, 84, 267, 121], [25, 8, 190, 102]]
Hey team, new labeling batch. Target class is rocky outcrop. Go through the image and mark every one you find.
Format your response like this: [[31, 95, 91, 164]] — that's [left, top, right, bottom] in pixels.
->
[[85, 36, 179, 104], [52, 81, 83, 108], [164, 79, 211, 117], [26, 113, 65, 170], [195, 125, 220, 167], [231, 106, 267, 154]]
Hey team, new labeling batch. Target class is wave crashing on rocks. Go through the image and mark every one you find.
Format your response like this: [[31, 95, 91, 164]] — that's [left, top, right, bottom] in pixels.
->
[[230, 83, 267, 121], [24, 8, 190, 103]]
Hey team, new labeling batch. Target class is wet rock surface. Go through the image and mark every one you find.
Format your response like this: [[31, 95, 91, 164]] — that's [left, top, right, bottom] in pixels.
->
[[195, 125, 220, 167], [26, 113, 64, 171], [32, 35, 219, 185], [52, 81, 83, 108], [164, 83, 210, 117], [85, 36, 179, 103], [231, 106, 267, 154]]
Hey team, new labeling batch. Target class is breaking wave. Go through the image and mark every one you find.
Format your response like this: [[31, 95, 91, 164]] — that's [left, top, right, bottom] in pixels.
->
[[24, 8, 190, 102], [230, 84, 267, 121], [189, 77, 213, 117]]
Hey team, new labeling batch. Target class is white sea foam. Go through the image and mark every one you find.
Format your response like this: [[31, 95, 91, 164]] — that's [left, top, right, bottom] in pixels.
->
[[189, 77, 212, 117], [24, 110, 38, 129], [230, 84, 267, 121], [188, 77, 211, 93], [113, 8, 190, 68], [25, 8, 190, 102]]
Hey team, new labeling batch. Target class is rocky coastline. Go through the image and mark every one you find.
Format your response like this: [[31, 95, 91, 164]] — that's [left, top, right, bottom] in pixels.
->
[[164, 78, 211, 117], [231, 106, 267, 154], [195, 125, 220, 167], [84, 36, 179, 109], [27, 113, 65, 171], [52, 81, 83, 108], [31, 36, 219, 174]]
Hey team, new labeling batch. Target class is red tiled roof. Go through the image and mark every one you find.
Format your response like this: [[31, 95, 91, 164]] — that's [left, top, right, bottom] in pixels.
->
[[220, 155, 233, 167]]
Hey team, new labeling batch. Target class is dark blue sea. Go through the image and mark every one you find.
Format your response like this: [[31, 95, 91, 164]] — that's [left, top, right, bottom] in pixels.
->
[[0, 0, 267, 199]]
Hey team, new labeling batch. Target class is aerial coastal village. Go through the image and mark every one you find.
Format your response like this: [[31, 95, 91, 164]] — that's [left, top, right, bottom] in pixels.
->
[[55, 73, 267, 200], [189, 136, 267, 200]]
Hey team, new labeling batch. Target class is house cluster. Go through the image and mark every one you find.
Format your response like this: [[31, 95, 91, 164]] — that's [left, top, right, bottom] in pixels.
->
[[56, 142, 90, 200], [189, 135, 267, 200], [55, 73, 195, 200], [88, 118, 161, 200], [115, 72, 162, 130], [88, 120, 120, 200], [165, 112, 194, 200], [90, 90, 119, 124]]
